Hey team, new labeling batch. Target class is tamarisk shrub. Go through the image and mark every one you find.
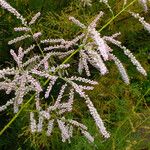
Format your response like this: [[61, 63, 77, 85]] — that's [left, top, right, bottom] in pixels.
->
[[0, 0, 148, 144]]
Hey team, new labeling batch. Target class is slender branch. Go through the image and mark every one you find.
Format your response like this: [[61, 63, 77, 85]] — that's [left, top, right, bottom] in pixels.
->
[[28, 26, 45, 56], [99, 0, 138, 32]]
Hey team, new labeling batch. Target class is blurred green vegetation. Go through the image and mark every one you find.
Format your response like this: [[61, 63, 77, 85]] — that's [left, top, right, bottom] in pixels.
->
[[0, 0, 150, 150]]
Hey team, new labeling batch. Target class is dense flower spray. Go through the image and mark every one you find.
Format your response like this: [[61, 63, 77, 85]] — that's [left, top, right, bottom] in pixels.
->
[[0, 0, 148, 143]]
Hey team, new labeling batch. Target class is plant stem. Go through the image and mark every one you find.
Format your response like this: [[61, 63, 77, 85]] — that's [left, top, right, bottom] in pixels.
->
[[28, 27, 45, 57], [0, 94, 35, 136], [99, 0, 138, 32]]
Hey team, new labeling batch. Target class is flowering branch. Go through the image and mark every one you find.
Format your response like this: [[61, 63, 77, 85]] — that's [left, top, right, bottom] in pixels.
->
[[0, 0, 148, 144]]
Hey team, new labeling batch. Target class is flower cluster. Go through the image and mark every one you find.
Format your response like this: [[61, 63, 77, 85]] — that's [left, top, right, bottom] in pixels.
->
[[0, 46, 41, 113], [138, 0, 149, 12], [0, 0, 26, 25], [68, 12, 147, 84], [129, 11, 150, 33]]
